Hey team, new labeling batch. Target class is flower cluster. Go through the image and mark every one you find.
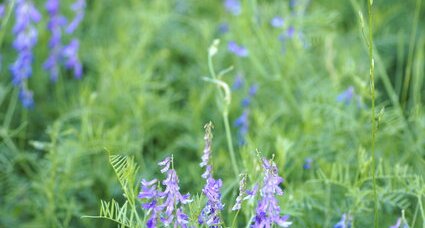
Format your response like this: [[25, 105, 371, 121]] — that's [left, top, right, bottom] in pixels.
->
[[333, 213, 352, 228], [252, 158, 292, 227], [232, 174, 257, 211], [234, 83, 258, 145], [337, 86, 362, 107], [198, 122, 224, 227], [10, 0, 41, 108], [139, 156, 191, 227], [44, 0, 85, 81]]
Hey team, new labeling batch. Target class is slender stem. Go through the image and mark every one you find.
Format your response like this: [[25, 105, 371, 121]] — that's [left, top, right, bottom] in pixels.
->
[[231, 209, 241, 228], [367, 1, 378, 227], [223, 111, 239, 177]]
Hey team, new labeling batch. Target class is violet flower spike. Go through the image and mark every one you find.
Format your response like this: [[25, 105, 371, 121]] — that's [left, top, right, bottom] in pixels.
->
[[333, 213, 352, 228], [303, 158, 313, 170], [66, 0, 86, 34], [44, 0, 67, 81], [62, 39, 83, 78], [10, 0, 41, 107], [336, 86, 355, 105], [251, 158, 292, 227], [138, 178, 161, 228], [271, 17, 284, 28], [228, 41, 249, 57], [224, 0, 241, 16], [198, 123, 224, 227], [389, 217, 409, 228], [159, 156, 192, 227]]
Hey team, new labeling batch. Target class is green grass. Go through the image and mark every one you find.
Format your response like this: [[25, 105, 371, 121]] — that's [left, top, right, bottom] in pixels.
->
[[0, 0, 424, 227]]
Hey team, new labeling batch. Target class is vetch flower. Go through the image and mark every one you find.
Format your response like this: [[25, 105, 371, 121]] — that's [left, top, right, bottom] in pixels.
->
[[138, 179, 161, 228], [62, 39, 82, 78], [159, 156, 192, 227], [232, 174, 257, 211], [232, 74, 244, 90], [224, 0, 241, 16], [218, 22, 229, 34], [333, 213, 352, 228], [336, 86, 355, 105], [10, 0, 41, 107], [271, 16, 284, 28], [66, 0, 86, 34], [251, 158, 292, 227], [235, 84, 258, 145], [44, 0, 67, 81], [303, 158, 312, 170], [199, 123, 224, 227], [389, 217, 409, 228], [228, 41, 248, 57]]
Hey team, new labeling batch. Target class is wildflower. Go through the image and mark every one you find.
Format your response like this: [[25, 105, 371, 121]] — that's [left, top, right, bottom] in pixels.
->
[[44, 0, 67, 81], [303, 158, 312, 170], [232, 174, 258, 211], [62, 39, 82, 78], [218, 22, 229, 34], [390, 217, 409, 228], [138, 179, 161, 228], [139, 156, 191, 227], [334, 213, 352, 228], [159, 156, 192, 227], [0, 4, 5, 18], [232, 74, 244, 90], [235, 84, 258, 145], [224, 0, 241, 16], [10, 0, 41, 107], [270, 17, 284, 28], [199, 123, 224, 227], [336, 86, 355, 105], [252, 158, 292, 227], [66, 0, 86, 34], [228, 41, 248, 57], [18, 86, 34, 108]]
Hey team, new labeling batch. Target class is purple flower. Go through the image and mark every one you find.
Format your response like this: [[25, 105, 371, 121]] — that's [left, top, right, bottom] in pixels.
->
[[62, 39, 82, 78], [159, 156, 192, 227], [303, 158, 312, 170], [251, 158, 292, 227], [218, 22, 229, 34], [336, 86, 355, 105], [198, 123, 224, 227], [228, 41, 248, 57], [234, 110, 249, 145], [232, 175, 258, 211], [224, 0, 241, 16], [66, 0, 86, 34], [139, 156, 191, 227], [271, 17, 284, 28], [232, 74, 244, 90], [10, 0, 41, 107], [287, 26, 295, 38], [389, 217, 409, 228], [334, 213, 352, 228], [0, 4, 5, 19], [44, 0, 68, 81], [19, 86, 34, 108]]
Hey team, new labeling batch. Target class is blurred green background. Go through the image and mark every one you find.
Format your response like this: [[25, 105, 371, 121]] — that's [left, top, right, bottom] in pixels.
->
[[0, 0, 424, 227]]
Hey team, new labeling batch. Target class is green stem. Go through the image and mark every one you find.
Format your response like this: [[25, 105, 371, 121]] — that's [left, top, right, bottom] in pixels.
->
[[223, 111, 239, 177], [367, 1, 378, 227], [231, 209, 241, 228]]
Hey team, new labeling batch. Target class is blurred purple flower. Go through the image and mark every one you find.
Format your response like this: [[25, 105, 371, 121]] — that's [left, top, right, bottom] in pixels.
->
[[19, 86, 34, 108], [66, 0, 86, 34], [0, 4, 5, 19], [228, 41, 248, 57], [303, 158, 312, 170], [224, 0, 241, 16], [10, 0, 40, 107], [232, 74, 244, 90], [252, 158, 292, 227], [287, 26, 295, 38], [62, 39, 82, 78], [334, 213, 352, 228], [390, 217, 409, 228], [271, 17, 284, 28], [337, 86, 355, 105], [44, 0, 67, 81], [218, 22, 229, 34]]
